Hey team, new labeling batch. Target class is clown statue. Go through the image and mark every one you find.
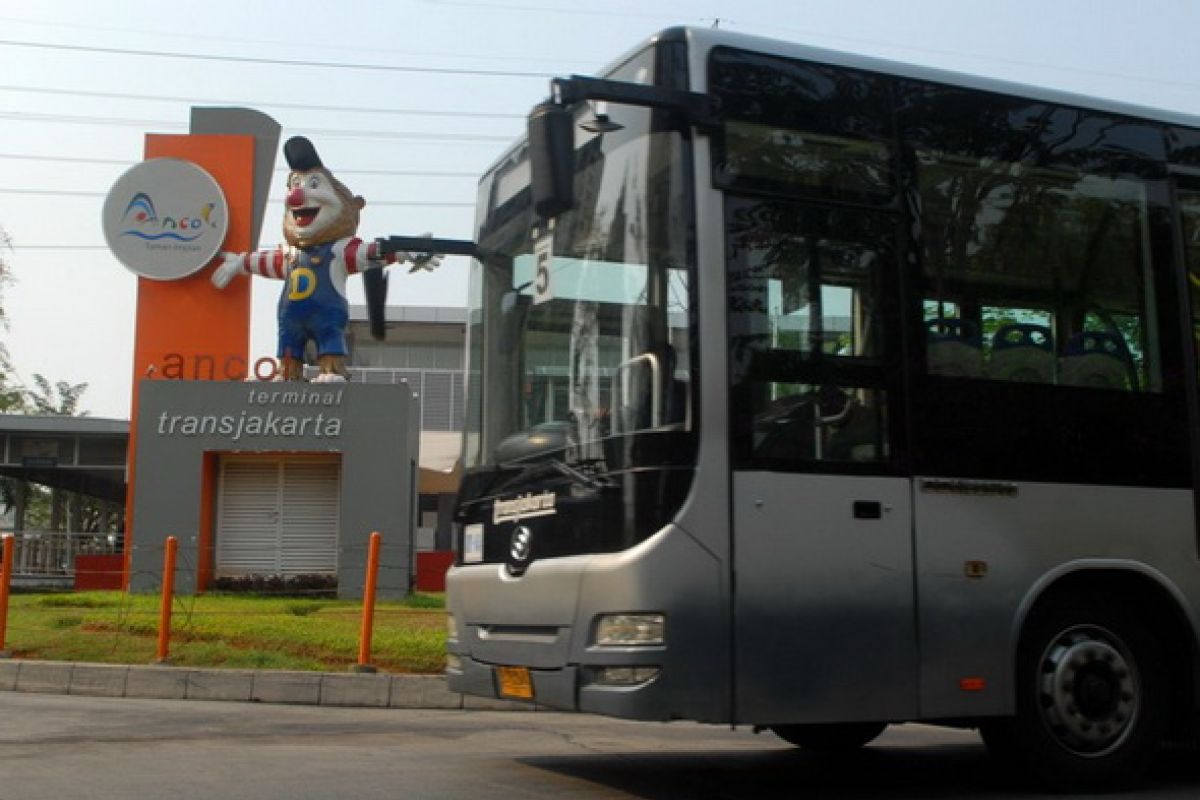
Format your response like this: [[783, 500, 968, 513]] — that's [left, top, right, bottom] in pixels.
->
[[212, 136, 439, 382]]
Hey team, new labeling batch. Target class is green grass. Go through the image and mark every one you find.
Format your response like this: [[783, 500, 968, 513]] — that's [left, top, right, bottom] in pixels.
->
[[2, 591, 447, 673]]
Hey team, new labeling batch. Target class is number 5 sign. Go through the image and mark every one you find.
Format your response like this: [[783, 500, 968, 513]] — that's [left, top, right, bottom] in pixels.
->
[[533, 230, 554, 305]]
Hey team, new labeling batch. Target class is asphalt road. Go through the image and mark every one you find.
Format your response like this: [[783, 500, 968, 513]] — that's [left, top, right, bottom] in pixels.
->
[[1, 693, 1198, 799]]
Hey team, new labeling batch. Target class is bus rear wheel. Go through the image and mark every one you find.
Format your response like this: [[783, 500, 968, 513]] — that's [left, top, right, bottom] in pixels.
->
[[771, 722, 887, 751], [984, 593, 1167, 791]]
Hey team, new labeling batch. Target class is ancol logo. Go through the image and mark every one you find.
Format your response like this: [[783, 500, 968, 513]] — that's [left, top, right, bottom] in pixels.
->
[[119, 192, 219, 243], [103, 158, 229, 281]]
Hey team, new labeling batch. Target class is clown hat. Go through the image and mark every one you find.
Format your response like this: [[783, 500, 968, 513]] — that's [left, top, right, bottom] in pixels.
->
[[284, 136, 323, 171]]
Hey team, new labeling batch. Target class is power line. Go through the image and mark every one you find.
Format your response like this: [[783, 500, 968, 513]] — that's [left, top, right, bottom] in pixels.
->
[[0, 14, 597, 70], [1, 189, 105, 198], [0, 39, 556, 79], [0, 152, 131, 167], [0, 110, 514, 143], [11, 244, 477, 252], [0, 110, 182, 130], [302, 126, 512, 144], [7, 245, 111, 251], [0, 152, 480, 178], [420, 0, 676, 22], [0, 188, 474, 207], [0, 84, 526, 120]]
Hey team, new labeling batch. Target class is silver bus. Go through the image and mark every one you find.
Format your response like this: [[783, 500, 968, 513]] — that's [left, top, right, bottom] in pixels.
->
[[445, 26, 1200, 790]]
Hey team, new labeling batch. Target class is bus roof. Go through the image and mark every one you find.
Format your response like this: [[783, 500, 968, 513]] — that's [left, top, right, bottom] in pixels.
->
[[670, 25, 1200, 130], [482, 25, 1200, 183]]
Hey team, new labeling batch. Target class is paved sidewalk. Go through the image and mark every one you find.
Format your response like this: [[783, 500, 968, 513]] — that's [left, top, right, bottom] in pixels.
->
[[0, 659, 531, 710]]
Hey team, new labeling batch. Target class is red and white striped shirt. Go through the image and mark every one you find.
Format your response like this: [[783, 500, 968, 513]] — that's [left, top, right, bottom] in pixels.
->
[[232, 237, 398, 296]]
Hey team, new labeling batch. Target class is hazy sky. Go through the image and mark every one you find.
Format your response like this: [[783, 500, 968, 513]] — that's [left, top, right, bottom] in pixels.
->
[[2, 0, 1198, 418]]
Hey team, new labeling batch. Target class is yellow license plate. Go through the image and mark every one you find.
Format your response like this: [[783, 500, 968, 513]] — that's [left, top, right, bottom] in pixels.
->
[[496, 666, 534, 699]]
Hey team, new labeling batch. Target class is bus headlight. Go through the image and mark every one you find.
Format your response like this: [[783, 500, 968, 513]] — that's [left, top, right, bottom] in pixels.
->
[[594, 613, 665, 646]]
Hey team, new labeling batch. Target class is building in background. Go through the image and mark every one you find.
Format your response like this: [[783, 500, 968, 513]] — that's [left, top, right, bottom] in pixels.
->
[[342, 304, 467, 556], [0, 304, 467, 592]]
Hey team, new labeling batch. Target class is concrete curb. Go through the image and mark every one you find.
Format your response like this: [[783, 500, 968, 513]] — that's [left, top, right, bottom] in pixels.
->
[[0, 659, 533, 710]]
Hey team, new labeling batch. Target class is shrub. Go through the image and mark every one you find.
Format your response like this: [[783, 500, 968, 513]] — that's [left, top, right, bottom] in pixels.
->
[[209, 573, 338, 597]]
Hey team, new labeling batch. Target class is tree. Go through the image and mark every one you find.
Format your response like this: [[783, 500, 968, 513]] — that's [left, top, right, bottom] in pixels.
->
[[0, 226, 24, 412], [26, 374, 89, 417], [0, 225, 23, 517], [23, 374, 95, 530]]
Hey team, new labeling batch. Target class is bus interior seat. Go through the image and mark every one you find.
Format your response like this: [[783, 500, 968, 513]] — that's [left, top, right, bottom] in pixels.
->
[[926, 318, 983, 378], [1059, 331, 1133, 389], [987, 323, 1055, 383]]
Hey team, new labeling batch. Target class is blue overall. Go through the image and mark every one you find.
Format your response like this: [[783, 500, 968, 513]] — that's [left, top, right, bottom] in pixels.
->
[[276, 242, 349, 359]]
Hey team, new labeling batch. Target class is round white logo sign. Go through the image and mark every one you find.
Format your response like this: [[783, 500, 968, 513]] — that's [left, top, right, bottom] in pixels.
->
[[102, 158, 229, 280]]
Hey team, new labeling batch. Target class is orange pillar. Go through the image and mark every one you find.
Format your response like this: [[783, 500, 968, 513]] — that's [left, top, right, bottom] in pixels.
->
[[355, 531, 383, 672], [0, 535, 13, 654], [156, 536, 179, 663], [123, 134, 257, 590]]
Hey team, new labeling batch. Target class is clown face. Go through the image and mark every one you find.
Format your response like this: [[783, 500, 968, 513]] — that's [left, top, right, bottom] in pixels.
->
[[283, 168, 362, 248]]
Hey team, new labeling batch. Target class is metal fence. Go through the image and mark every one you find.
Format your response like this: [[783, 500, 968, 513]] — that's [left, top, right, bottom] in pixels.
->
[[0, 531, 122, 577], [302, 366, 466, 430]]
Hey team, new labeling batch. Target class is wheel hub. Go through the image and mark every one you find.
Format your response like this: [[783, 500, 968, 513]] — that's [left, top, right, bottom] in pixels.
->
[[1037, 626, 1139, 756]]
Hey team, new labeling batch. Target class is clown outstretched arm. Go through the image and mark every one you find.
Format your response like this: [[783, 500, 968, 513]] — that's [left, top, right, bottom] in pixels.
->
[[211, 248, 288, 289], [211, 239, 421, 290]]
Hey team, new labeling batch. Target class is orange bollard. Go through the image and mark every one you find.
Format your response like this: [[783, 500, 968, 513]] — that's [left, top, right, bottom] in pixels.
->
[[0, 535, 13, 655], [155, 536, 178, 664], [355, 531, 382, 672]]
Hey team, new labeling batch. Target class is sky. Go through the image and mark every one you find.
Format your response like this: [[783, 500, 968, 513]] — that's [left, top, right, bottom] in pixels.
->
[[2, 0, 1199, 419]]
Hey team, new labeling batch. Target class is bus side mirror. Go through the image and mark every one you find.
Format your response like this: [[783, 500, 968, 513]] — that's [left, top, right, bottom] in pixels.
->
[[528, 101, 575, 220]]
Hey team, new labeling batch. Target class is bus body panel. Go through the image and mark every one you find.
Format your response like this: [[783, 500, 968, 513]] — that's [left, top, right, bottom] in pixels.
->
[[732, 472, 918, 724], [446, 524, 730, 722], [915, 480, 1200, 718]]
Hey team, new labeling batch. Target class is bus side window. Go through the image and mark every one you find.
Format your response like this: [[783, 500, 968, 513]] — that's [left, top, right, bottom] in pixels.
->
[[913, 135, 1161, 393]]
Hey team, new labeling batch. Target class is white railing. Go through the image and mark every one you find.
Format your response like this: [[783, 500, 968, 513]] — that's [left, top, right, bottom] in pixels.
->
[[0, 530, 122, 577]]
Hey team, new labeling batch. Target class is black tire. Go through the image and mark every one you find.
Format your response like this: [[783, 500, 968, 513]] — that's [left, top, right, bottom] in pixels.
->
[[983, 592, 1167, 792], [771, 722, 887, 751]]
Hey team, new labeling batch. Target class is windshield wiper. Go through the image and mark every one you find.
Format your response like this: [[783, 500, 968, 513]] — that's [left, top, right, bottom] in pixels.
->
[[494, 456, 615, 493], [547, 457, 615, 490]]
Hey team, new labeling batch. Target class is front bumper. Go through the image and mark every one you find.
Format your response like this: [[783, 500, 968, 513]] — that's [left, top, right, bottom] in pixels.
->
[[447, 655, 679, 720], [445, 525, 729, 723], [447, 657, 580, 711]]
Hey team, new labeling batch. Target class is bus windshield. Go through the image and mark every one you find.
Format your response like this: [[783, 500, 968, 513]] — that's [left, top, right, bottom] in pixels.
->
[[460, 43, 697, 541]]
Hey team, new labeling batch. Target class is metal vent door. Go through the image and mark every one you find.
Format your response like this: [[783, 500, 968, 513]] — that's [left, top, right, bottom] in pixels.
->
[[279, 460, 340, 575], [215, 459, 282, 576], [216, 457, 340, 577]]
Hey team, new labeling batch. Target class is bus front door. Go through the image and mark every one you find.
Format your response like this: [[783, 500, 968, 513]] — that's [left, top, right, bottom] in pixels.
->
[[724, 197, 918, 725]]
